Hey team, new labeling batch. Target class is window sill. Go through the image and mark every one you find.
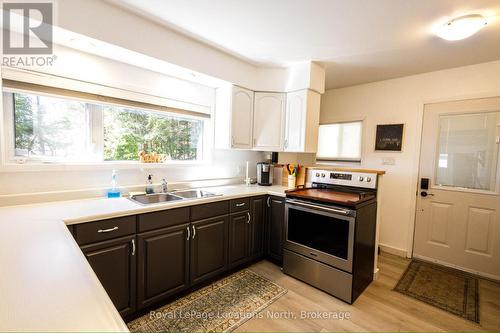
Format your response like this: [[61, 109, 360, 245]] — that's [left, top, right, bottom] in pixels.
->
[[0, 160, 211, 173]]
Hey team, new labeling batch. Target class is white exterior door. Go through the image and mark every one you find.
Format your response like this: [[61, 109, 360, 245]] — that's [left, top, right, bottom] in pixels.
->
[[253, 92, 285, 151], [414, 97, 500, 280], [231, 86, 254, 149]]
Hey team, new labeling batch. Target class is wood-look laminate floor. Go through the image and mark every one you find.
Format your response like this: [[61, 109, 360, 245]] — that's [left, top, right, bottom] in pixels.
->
[[236, 253, 500, 332]]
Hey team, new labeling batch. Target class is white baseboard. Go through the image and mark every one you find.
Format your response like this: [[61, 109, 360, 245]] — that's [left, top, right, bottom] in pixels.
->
[[379, 243, 408, 258], [413, 254, 500, 282]]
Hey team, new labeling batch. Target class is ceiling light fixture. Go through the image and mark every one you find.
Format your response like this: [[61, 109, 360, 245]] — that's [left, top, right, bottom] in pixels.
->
[[436, 14, 488, 41]]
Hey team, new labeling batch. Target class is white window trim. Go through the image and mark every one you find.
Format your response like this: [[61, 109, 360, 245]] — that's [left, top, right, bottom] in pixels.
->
[[315, 120, 364, 164], [1, 86, 215, 172]]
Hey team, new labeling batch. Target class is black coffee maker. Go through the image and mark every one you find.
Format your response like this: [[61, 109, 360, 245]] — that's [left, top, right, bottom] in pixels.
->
[[257, 162, 274, 186]]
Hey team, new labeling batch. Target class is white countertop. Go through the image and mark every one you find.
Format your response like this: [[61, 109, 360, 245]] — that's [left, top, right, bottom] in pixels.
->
[[0, 184, 287, 332]]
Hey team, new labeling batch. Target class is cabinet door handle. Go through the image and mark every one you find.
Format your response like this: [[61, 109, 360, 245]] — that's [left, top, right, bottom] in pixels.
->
[[192, 225, 196, 239], [247, 212, 251, 224], [236, 202, 246, 207], [186, 226, 191, 240], [231, 136, 235, 147], [131, 239, 136, 256], [97, 226, 118, 233], [267, 197, 271, 208], [284, 139, 288, 149]]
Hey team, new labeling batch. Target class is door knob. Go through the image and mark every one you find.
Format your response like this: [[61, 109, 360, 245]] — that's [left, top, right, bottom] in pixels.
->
[[420, 191, 434, 197]]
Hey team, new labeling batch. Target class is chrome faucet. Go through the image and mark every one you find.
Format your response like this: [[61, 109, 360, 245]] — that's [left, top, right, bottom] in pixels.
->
[[161, 178, 168, 193]]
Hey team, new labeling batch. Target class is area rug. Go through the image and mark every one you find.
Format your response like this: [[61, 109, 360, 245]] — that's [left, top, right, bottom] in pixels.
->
[[394, 259, 479, 323], [128, 269, 287, 332]]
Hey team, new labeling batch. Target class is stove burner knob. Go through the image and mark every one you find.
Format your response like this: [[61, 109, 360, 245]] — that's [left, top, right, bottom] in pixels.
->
[[366, 177, 372, 182], [315, 173, 320, 177], [321, 173, 326, 178], [358, 176, 364, 181]]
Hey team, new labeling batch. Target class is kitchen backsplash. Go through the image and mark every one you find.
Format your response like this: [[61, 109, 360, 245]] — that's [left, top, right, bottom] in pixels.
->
[[0, 150, 265, 206]]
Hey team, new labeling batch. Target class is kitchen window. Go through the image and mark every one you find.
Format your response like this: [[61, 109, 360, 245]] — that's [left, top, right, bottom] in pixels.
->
[[316, 121, 363, 162], [3, 84, 210, 164], [102, 105, 204, 162], [11, 92, 92, 161]]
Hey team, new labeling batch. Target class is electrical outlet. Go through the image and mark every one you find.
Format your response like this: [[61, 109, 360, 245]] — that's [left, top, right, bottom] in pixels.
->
[[382, 157, 396, 165]]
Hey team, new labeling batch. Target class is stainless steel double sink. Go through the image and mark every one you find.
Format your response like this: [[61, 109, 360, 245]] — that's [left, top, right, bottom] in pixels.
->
[[129, 189, 221, 205]]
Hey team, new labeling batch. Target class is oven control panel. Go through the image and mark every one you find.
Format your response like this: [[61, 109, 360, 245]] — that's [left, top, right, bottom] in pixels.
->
[[311, 170, 378, 189]]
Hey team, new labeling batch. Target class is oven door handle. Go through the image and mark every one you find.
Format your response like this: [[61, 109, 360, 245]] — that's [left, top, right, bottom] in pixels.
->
[[286, 199, 352, 216]]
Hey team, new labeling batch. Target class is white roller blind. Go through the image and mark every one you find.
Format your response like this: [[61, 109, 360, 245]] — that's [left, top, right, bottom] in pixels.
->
[[317, 121, 362, 161], [1, 68, 211, 118]]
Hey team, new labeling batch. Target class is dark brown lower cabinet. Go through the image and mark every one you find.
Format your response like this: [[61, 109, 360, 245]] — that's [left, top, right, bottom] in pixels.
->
[[80, 235, 137, 317], [228, 211, 250, 268], [249, 196, 266, 260], [228, 196, 266, 268], [190, 215, 228, 286], [267, 196, 285, 263], [75, 195, 274, 319], [137, 223, 190, 309]]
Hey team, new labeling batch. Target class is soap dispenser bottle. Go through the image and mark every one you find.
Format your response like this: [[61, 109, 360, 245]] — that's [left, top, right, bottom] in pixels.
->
[[107, 170, 121, 198], [145, 174, 154, 194]]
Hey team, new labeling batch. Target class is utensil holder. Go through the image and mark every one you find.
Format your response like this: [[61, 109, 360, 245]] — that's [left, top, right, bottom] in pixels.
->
[[288, 175, 296, 189]]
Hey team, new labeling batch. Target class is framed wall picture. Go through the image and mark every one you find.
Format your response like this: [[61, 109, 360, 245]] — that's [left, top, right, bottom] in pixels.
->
[[375, 124, 404, 151]]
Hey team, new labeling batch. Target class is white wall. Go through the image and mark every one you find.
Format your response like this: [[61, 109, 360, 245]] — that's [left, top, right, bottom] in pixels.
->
[[320, 60, 500, 256], [7, 44, 216, 108], [49, 0, 324, 93], [0, 46, 265, 205], [54, 0, 259, 89]]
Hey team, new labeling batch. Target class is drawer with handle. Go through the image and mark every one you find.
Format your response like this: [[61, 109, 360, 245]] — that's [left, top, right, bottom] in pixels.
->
[[230, 198, 250, 213], [138, 207, 190, 232], [190, 200, 229, 221], [74, 215, 136, 245]]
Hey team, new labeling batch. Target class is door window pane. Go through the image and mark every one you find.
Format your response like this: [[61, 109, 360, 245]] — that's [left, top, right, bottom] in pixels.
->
[[435, 112, 499, 190]]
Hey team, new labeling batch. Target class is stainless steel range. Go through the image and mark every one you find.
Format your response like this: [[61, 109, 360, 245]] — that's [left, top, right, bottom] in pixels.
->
[[283, 170, 378, 304]]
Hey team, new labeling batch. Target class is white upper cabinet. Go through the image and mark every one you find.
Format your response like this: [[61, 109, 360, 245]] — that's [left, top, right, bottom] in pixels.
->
[[214, 85, 254, 149], [252, 92, 285, 151], [231, 87, 254, 148], [215, 86, 321, 153], [284, 90, 321, 153]]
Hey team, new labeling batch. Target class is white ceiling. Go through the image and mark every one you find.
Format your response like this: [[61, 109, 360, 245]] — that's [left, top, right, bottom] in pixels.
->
[[113, 0, 500, 89]]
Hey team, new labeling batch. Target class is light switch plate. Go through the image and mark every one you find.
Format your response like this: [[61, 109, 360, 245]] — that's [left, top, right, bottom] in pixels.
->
[[382, 157, 396, 165]]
